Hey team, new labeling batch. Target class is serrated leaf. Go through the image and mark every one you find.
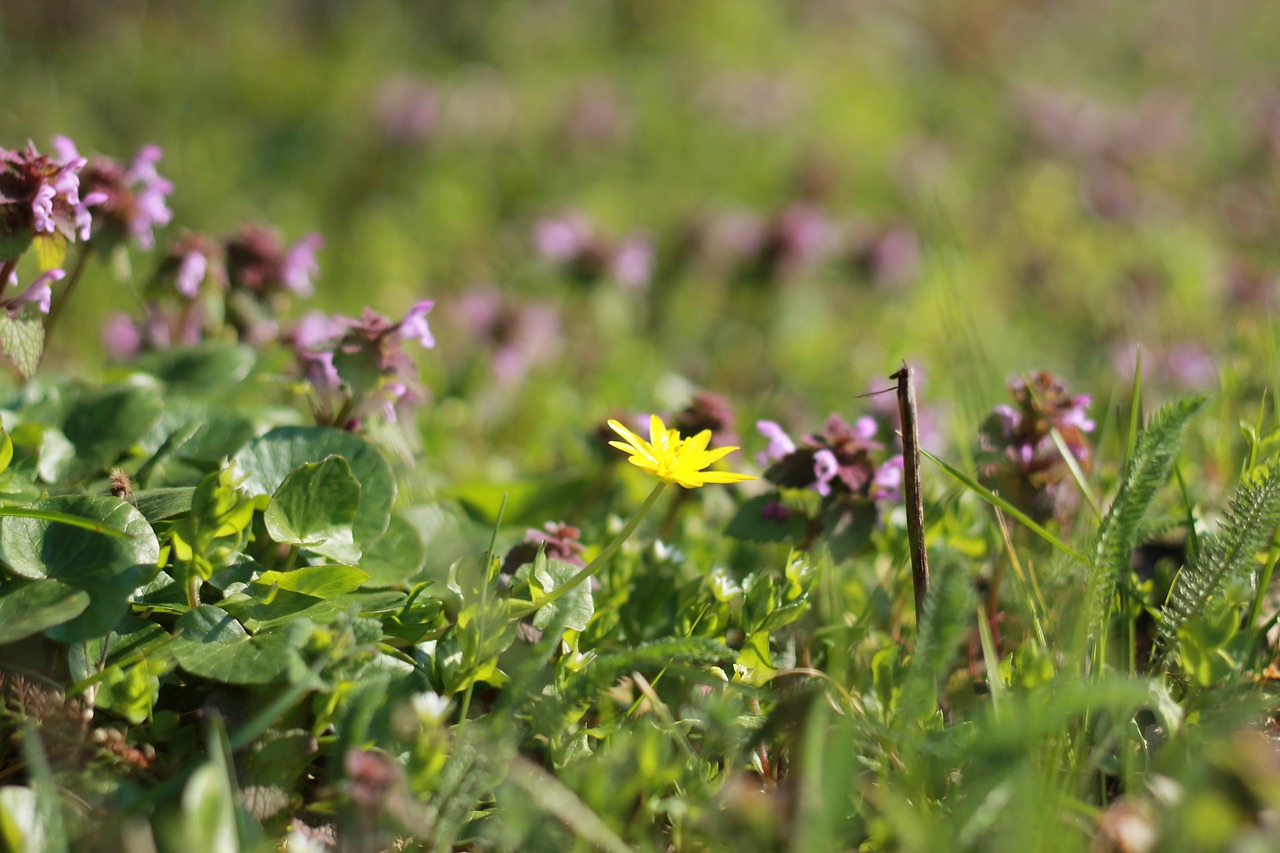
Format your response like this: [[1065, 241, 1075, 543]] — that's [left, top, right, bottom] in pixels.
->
[[0, 312, 44, 379], [263, 456, 362, 563], [171, 605, 303, 685], [233, 426, 396, 543], [0, 579, 90, 643]]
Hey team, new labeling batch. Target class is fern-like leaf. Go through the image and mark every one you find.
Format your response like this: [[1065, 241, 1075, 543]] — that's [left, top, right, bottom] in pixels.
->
[[1086, 396, 1207, 645], [1154, 462, 1280, 667]]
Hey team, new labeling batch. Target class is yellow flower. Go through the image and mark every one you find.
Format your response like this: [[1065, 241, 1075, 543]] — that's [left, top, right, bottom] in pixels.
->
[[607, 415, 757, 489]]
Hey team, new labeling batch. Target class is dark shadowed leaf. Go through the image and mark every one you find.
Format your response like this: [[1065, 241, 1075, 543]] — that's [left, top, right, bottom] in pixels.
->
[[171, 605, 303, 685], [263, 455, 362, 563], [0, 579, 90, 643]]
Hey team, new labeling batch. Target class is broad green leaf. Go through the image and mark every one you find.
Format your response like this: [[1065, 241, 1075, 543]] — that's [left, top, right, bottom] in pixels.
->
[[256, 564, 369, 599], [134, 487, 196, 522], [734, 630, 777, 686], [233, 426, 396, 543], [130, 342, 257, 394], [0, 313, 44, 379], [726, 493, 808, 543], [518, 553, 594, 633], [171, 605, 302, 685], [263, 456, 362, 563], [0, 785, 65, 853], [0, 579, 90, 643], [181, 730, 238, 853], [60, 379, 165, 480], [359, 512, 427, 586], [0, 496, 159, 641]]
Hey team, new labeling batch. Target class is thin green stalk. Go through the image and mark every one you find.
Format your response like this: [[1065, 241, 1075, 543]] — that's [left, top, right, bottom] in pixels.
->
[[42, 242, 92, 352], [509, 481, 667, 621]]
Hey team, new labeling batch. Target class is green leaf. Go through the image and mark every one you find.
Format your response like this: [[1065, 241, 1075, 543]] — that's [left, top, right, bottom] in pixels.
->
[[31, 233, 65, 271], [521, 553, 594, 633], [263, 455, 362, 563], [725, 493, 808, 543], [734, 630, 778, 685], [233, 426, 396, 543], [181, 726, 239, 852], [359, 512, 427, 586], [0, 312, 44, 379], [171, 605, 303, 685], [0, 496, 159, 642], [0, 579, 90, 643], [130, 342, 257, 394], [0, 428, 13, 476], [60, 379, 165, 480], [256, 564, 369, 599], [134, 487, 196, 522]]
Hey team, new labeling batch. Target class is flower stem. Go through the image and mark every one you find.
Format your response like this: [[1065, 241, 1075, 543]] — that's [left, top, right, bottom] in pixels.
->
[[509, 480, 668, 621], [0, 259, 16, 303], [43, 242, 93, 355]]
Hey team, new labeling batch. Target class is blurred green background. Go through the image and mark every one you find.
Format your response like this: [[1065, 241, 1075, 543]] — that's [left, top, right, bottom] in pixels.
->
[[2, 0, 1278, 480]]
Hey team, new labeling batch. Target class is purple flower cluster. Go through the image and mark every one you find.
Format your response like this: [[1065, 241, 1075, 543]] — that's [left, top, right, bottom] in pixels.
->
[[502, 521, 588, 576], [0, 140, 99, 249], [289, 301, 435, 428], [452, 285, 561, 385], [54, 137, 173, 252], [757, 414, 903, 503], [533, 212, 653, 291], [977, 371, 1095, 523]]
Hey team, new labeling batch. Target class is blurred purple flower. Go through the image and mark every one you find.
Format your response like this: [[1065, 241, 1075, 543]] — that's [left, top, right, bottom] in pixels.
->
[[371, 75, 440, 145], [534, 212, 653, 289], [453, 286, 562, 385], [610, 236, 653, 291], [225, 224, 323, 298], [672, 391, 739, 449], [850, 223, 921, 288], [756, 419, 796, 467], [153, 232, 224, 300], [65, 138, 174, 251], [398, 299, 435, 348], [3, 267, 62, 315], [813, 449, 840, 497], [978, 371, 1095, 524], [534, 214, 592, 262], [872, 455, 905, 502]]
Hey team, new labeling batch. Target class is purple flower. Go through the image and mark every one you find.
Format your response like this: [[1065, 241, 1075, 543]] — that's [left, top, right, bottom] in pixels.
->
[[67, 139, 174, 251], [871, 455, 904, 502], [756, 419, 796, 467], [3, 267, 62, 316], [534, 214, 592, 262], [813, 449, 840, 497], [153, 233, 224, 300], [0, 140, 94, 249], [224, 224, 323, 298], [280, 233, 323, 297], [371, 75, 440, 145], [453, 286, 562, 385], [398, 300, 435, 348], [103, 311, 142, 360], [610, 236, 653, 290]]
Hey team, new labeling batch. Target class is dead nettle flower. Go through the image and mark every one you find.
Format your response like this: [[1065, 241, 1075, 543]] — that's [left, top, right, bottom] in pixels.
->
[[152, 232, 226, 300], [290, 301, 435, 428], [371, 75, 440, 146], [671, 391, 740, 449], [53, 137, 172, 252], [452, 285, 561, 385], [225, 224, 322, 298], [695, 203, 838, 283], [3, 268, 62, 316], [848, 221, 921, 288], [758, 415, 904, 503], [533, 212, 653, 291], [559, 81, 631, 147], [502, 521, 587, 575], [977, 371, 1095, 524], [0, 139, 100, 256], [224, 224, 322, 346], [1111, 341, 1218, 393]]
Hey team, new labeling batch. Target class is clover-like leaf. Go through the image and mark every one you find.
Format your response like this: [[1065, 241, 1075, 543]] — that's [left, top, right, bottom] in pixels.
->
[[264, 455, 362, 563], [233, 426, 396, 543]]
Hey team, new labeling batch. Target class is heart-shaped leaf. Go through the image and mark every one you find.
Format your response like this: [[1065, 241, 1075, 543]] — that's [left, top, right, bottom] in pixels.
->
[[0, 579, 90, 644], [263, 456, 362, 563], [233, 426, 396, 543]]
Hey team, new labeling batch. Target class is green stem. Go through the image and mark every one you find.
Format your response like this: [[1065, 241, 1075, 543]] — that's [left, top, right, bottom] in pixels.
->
[[509, 481, 668, 621], [186, 568, 201, 610], [43, 242, 93, 354]]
